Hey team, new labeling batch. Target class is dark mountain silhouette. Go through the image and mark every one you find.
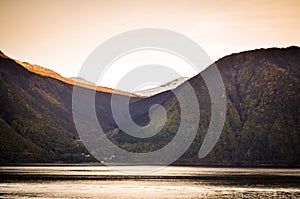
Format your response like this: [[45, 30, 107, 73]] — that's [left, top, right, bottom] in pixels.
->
[[0, 51, 170, 163], [0, 47, 299, 166]]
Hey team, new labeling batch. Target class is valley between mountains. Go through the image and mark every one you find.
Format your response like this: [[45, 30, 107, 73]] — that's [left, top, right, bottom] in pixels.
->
[[0, 47, 299, 166]]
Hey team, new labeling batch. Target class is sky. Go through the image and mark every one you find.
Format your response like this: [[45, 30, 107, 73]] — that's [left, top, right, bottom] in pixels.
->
[[1, 0, 300, 88]]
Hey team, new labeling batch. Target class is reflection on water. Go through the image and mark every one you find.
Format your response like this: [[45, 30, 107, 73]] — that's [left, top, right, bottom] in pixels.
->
[[0, 166, 299, 198]]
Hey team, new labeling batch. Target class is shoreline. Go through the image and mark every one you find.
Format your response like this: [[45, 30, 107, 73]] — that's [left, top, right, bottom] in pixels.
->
[[0, 162, 299, 169]]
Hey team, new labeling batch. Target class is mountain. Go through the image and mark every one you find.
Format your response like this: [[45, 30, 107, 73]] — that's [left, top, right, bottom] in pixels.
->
[[0, 47, 299, 166], [134, 77, 189, 97], [14, 59, 140, 97], [104, 46, 300, 166], [0, 51, 169, 163], [69, 77, 95, 85]]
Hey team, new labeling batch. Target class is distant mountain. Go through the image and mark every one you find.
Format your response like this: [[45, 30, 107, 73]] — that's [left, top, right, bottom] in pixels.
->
[[0, 47, 299, 166], [135, 77, 189, 97], [69, 77, 95, 85]]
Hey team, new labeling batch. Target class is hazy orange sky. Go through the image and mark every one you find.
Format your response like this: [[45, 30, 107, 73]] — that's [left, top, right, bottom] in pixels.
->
[[1, 0, 300, 85]]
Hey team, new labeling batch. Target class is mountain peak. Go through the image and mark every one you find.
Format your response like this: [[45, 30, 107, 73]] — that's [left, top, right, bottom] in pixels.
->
[[135, 77, 189, 97], [0, 50, 9, 59]]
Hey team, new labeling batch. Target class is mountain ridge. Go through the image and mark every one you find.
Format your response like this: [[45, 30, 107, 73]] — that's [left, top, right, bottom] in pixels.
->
[[0, 46, 299, 166], [0, 51, 140, 98]]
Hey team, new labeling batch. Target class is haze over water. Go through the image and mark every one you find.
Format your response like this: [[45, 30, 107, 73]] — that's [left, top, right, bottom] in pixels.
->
[[0, 166, 299, 198]]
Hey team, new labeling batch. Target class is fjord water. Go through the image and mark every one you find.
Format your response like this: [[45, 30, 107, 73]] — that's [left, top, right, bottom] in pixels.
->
[[0, 166, 299, 198]]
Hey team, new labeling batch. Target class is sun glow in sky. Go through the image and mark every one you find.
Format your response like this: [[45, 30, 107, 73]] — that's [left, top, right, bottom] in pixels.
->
[[1, 0, 300, 87]]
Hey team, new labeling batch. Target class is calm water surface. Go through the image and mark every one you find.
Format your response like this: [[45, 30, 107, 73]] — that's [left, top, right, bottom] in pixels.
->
[[0, 166, 299, 198]]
